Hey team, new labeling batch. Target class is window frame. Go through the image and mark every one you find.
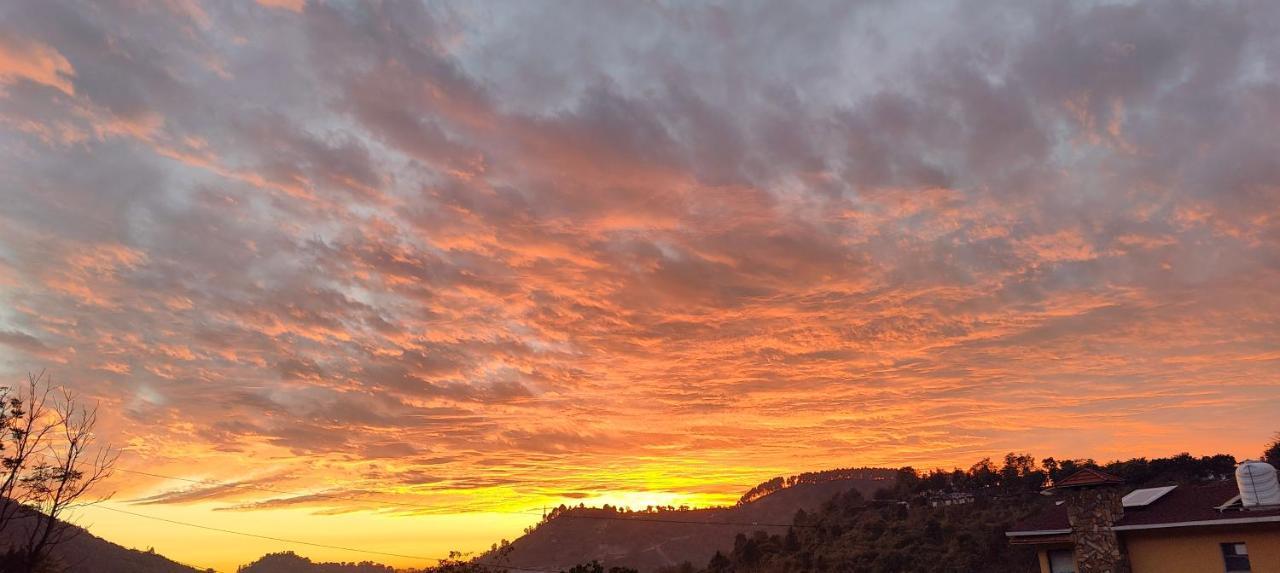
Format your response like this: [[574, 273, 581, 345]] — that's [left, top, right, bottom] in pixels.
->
[[1221, 541, 1251, 572], [1046, 548, 1076, 573]]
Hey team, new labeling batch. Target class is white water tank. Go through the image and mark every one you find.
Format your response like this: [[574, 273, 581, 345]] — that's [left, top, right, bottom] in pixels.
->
[[1236, 460, 1280, 508]]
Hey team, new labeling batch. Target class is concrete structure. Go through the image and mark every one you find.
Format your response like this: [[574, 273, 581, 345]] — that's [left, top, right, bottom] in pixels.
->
[[1008, 467, 1280, 573]]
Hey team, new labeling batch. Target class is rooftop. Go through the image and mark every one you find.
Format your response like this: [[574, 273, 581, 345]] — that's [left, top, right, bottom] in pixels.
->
[[1008, 480, 1280, 537], [1052, 468, 1124, 488]]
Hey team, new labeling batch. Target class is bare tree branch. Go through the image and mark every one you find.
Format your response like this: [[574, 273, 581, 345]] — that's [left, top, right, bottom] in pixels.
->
[[0, 372, 115, 571]]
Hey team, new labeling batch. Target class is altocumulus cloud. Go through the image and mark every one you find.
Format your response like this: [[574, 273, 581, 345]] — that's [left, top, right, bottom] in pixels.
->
[[0, 0, 1278, 510]]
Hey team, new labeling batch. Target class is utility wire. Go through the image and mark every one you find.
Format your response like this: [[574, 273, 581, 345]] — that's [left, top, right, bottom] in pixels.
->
[[115, 466, 818, 527], [547, 513, 816, 528], [89, 474, 887, 573], [84, 504, 560, 573], [113, 466, 495, 513], [117, 467, 555, 515], [89, 505, 439, 561]]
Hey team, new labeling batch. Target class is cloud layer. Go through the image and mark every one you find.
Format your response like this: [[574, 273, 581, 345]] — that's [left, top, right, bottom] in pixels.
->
[[1, 0, 1278, 526]]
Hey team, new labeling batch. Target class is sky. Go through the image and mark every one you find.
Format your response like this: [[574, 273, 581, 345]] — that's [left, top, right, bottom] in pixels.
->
[[1, 0, 1279, 570]]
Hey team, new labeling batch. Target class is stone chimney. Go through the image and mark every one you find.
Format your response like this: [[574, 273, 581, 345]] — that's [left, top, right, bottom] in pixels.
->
[[1055, 468, 1129, 573]]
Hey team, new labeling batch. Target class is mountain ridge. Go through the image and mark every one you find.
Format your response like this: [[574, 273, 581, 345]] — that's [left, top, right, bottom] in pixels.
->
[[484, 468, 898, 572], [0, 501, 204, 573]]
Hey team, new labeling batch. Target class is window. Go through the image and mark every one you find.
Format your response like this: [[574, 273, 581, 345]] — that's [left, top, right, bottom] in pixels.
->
[[1047, 549, 1076, 573], [1222, 542, 1251, 572]]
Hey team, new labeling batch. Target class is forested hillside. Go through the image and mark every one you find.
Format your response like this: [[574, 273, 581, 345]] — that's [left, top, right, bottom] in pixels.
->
[[237, 552, 393, 573], [674, 452, 1244, 573], [12, 451, 1251, 573], [487, 471, 893, 572], [0, 501, 202, 573], [464, 451, 1249, 573]]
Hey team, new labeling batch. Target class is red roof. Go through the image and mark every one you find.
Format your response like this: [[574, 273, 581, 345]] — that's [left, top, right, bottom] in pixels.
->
[[1054, 468, 1124, 488], [1008, 480, 1280, 536]]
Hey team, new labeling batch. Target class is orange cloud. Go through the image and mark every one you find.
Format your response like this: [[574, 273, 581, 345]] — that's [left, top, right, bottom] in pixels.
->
[[0, 35, 74, 95], [1, 1, 1278, 570], [257, 0, 305, 13]]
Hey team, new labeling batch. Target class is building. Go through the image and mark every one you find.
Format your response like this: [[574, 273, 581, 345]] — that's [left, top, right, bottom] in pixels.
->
[[1007, 464, 1280, 573], [927, 491, 975, 507]]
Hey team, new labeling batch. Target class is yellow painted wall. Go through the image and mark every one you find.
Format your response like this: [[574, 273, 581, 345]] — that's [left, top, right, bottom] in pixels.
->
[[1124, 524, 1280, 573]]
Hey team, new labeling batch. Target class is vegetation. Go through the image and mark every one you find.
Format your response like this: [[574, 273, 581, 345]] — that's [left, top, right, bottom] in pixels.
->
[[701, 491, 1039, 573], [894, 451, 1238, 500], [0, 505, 199, 573], [413, 561, 637, 573], [673, 450, 1251, 573], [559, 562, 639, 573], [1264, 433, 1280, 468], [737, 469, 897, 505], [237, 552, 393, 573], [0, 372, 115, 572], [0, 372, 1267, 573], [410, 449, 1262, 573], [454, 448, 1265, 573], [497, 474, 890, 572]]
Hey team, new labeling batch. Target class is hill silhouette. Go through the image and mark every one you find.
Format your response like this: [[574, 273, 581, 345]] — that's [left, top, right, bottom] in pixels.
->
[[0, 448, 1257, 573], [0, 501, 203, 573], [656, 452, 1247, 573], [485, 469, 895, 572], [237, 551, 393, 573]]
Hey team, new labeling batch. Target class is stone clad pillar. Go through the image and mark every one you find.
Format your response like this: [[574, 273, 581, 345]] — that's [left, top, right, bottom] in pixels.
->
[[1055, 469, 1130, 573]]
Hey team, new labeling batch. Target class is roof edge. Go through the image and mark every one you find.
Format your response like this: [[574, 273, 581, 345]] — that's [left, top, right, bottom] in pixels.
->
[[1053, 468, 1124, 488], [1113, 515, 1280, 531], [1007, 515, 1280, 537], [1005, 529, 1071, 537]]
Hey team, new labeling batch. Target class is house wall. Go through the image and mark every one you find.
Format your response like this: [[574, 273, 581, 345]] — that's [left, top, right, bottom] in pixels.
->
[[1123, 523, 1280, 573]]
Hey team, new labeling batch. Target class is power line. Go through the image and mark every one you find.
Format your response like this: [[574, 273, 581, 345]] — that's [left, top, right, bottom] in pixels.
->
[[87, 476, 883, 573], [115, 466, 817, 528], [113, 466, 540, 515], [88, 505, 439, 561], [84, 504, 560, 573], [91, 498, 903, 573], [547, 513, 816, 528], [120, 465, 818, 528]]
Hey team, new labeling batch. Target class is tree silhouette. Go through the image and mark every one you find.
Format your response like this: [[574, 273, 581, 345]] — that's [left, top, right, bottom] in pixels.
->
[[0, 371, 116, 571], [1263, 433, 1280, 468], [560, 561, 638, 573]]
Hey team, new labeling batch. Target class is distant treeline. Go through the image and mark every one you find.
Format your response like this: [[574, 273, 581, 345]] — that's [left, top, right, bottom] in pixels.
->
[[238, 552, 393, 573], [525, 466, 896, 538], [657, 450, 1256, 573], [550, 450, 1256, 573], [736, 467, 898, 505], [889, 451, 1238, 500], [230, 434, 1280, 573], [504, 452, 1248, 573]]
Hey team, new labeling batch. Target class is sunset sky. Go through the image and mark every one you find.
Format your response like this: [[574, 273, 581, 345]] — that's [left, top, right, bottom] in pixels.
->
[[1, 0, 1279, 570]]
